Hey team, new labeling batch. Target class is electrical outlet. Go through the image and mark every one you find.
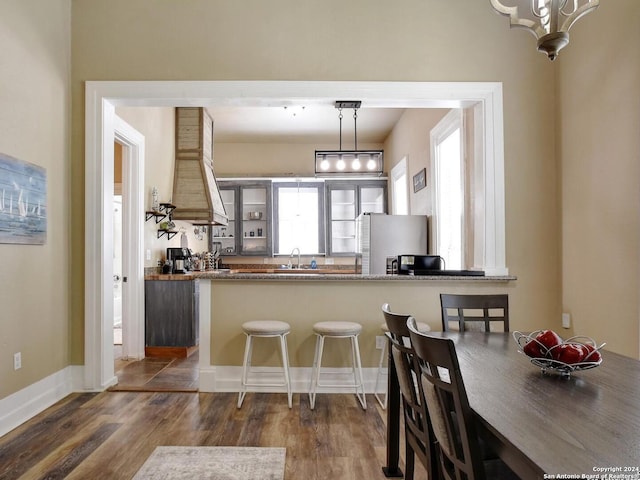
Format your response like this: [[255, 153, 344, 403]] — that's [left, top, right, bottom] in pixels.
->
[[325, 258, 334, 265], [375, 336, 386, 350], [146, 249, 151, 261], [562, 313, 571, 329], [14, 352, 21, 370]]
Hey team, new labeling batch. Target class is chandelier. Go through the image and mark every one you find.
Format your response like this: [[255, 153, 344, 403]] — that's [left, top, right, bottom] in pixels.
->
[[315, 101, 383, 176], [490, 0, 599, 60]]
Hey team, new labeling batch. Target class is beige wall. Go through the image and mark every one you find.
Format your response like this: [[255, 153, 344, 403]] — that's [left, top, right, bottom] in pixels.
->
[[383, 109, 449, 216], [115, 107, 209, 268], [0, 0, 71, 399], [559, 1, 640, 358], [211, 279, 516, 368]]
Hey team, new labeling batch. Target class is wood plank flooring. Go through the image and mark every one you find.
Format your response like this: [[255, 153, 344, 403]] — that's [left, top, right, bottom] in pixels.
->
[[109, 351, 199, 392], [0, 391, 425, 479]]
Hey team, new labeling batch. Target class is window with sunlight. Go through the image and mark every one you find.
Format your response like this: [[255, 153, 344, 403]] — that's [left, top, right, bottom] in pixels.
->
[[391, 157, 409, 215], [275, 184, 323, 255], [432, 110, 464, 270]]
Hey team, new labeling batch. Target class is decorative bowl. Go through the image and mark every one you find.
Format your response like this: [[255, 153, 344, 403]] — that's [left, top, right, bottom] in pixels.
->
[[248, 211, 262, 220], [513, 331, 605, 376]]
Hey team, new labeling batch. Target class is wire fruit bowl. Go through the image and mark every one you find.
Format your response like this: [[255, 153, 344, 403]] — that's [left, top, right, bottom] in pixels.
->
[[513, 331, 605, 376]]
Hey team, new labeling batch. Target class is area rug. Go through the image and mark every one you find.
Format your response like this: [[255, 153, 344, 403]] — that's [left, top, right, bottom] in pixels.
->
[[132, 446, 286, 480]]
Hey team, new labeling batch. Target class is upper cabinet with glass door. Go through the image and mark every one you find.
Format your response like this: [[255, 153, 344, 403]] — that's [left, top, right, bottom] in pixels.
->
[[216, 181, 272, 256], [240, 184, 271, 255], [326, 180, 387, 256]]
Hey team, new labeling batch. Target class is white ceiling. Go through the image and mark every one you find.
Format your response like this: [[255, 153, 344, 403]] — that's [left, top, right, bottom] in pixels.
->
[[205, 105, 405, 144]]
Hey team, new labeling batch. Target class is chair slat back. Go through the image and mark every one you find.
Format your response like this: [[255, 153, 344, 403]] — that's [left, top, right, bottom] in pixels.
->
[[440, 294, 509, 333]]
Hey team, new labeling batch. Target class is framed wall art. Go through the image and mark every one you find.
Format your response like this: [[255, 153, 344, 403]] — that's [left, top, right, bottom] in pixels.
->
[[0, 153, 47, 245], [413, 168, 426, 193]]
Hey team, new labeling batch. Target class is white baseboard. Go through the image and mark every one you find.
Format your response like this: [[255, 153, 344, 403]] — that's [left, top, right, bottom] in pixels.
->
[[0, 366, 85, 438], [199, 366, 386, 394]]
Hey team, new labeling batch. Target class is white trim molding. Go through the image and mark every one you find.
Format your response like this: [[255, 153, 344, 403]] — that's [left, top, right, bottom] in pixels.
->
[[0, 366, 85, 437]]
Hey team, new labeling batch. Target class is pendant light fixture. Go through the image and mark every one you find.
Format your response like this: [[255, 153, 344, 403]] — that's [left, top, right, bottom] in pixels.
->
[[315, 101, 384, 176], [490, 0, 599, 60]]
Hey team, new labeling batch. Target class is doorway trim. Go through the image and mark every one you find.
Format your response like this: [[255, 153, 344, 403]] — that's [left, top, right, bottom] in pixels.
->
[[84, 80, 506, 390]]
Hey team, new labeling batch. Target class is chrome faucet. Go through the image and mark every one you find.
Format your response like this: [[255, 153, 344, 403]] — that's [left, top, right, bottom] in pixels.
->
[[290, 247, 301, 269]]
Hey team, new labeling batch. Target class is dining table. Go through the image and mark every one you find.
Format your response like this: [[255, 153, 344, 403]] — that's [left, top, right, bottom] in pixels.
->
[[382, 331, 640, 480]]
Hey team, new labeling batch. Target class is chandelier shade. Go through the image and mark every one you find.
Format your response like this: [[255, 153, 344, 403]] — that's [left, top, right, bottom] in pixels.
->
[[490, 0, 599, 60]]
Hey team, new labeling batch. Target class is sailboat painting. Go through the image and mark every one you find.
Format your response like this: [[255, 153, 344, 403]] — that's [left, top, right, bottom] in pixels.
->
[[0, 153, 47, 245]]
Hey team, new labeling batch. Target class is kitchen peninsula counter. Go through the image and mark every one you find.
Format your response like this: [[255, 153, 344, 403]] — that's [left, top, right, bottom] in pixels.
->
[[191, 270, 517, 393], [146, 270, 516, 282]]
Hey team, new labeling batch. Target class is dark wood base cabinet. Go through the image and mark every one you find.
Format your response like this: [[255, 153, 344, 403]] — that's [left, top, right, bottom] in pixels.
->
[[145, 279, 199, 351]]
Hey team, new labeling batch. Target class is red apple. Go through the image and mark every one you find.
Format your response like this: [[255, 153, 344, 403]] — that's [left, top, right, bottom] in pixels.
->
[[535, 330, 563, 351], [582, 344, 602, 363], [553, 343, 586, 364], [523, 338, 546, 358]]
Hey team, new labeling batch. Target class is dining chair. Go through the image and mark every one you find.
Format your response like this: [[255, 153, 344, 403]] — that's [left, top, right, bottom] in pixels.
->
[[407, 318, 519, 480], [440, 294, 509, 332], [381, 304, 437, 480], [375, 317, 431, 409]]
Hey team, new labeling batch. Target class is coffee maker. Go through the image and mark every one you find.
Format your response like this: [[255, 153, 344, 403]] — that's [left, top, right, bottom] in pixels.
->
[[166, 247, 192, 274]]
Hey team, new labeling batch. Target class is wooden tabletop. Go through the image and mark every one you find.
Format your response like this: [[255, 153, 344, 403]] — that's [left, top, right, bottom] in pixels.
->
[[436, 332, 640, 479]]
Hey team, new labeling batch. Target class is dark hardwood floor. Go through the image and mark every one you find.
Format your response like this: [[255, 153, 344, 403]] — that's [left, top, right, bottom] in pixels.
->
[[1, 347, 427, 479], [0, 390, 425, 479]]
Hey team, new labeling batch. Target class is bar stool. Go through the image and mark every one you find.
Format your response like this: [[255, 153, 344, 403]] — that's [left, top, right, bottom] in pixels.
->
[[374, 318, 431, 409], [238, 320, 292, 409], [309, 321, 366, 410]]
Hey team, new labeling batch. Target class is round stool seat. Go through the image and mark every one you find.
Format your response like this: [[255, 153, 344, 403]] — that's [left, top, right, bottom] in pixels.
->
[[313, 321, 362, 336], [242, 320, 291, 336], [380, 321, 431, 332]]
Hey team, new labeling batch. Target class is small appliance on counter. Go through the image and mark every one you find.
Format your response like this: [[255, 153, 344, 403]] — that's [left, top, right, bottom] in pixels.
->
[[397, 255, 444, 275], [397, 254, 485, 276], [166, 247, 192, 274]]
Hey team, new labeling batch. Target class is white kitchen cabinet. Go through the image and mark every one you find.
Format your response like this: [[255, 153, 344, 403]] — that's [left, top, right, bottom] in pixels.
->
[[326, 180, 387, 256]]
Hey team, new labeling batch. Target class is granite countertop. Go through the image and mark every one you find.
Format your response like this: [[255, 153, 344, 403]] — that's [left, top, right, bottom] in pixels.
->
[[145, 269, 516, 282]]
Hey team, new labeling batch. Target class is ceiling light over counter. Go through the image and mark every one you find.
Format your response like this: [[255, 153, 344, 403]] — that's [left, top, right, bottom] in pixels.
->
[[315, 101, 383, 177], [490, 0, 599, 61]]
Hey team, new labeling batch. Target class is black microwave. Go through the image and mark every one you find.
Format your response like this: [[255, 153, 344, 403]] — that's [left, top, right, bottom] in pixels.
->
[[397, 255, 444, 275]]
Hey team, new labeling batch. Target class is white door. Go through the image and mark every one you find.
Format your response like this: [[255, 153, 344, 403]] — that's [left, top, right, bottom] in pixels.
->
[[113, 195, 123, 329]]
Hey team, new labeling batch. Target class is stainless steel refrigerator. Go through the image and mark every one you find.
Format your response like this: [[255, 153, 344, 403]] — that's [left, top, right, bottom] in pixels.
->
[[355, 213, 429, 275]]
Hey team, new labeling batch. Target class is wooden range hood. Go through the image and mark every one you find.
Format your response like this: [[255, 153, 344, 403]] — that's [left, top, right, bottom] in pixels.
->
[[171, 107, 228, 226]]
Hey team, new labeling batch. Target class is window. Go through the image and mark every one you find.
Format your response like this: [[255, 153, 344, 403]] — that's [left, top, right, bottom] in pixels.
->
[[390, 156, 409, 215], [431, 110, 464, 270], [273, 182, 325, 255]]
